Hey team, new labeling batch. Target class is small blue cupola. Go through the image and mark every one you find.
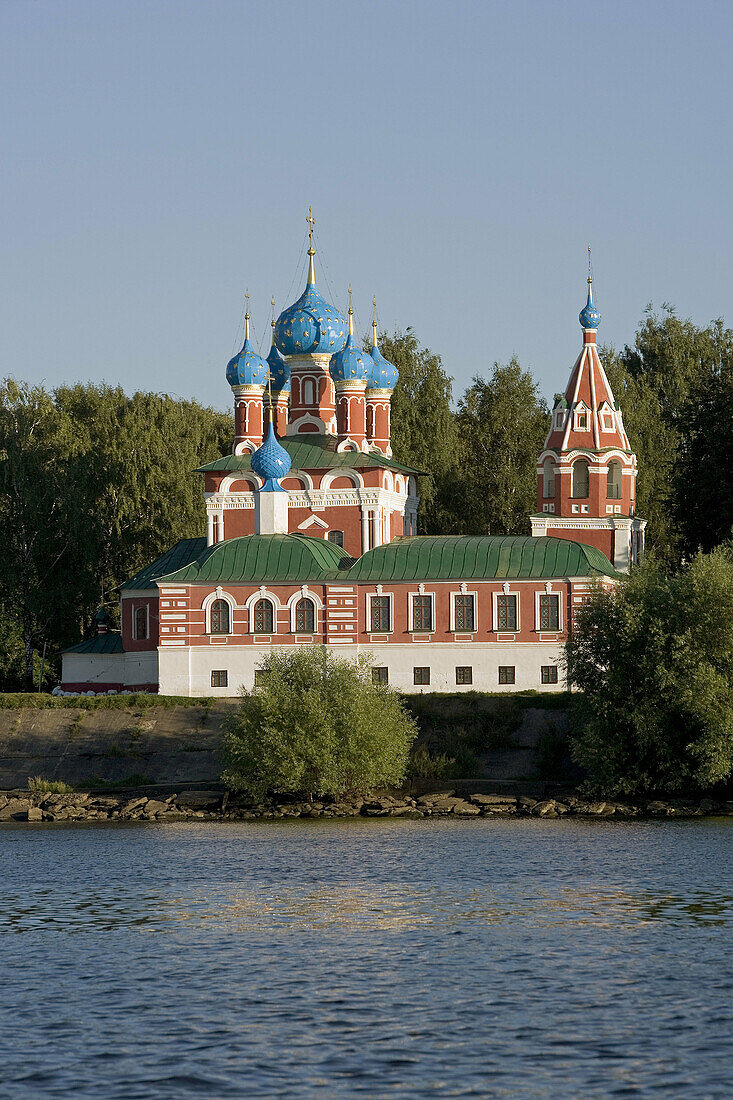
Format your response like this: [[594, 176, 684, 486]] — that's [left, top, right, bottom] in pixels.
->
[[274, 208, 347, 357], [226, 293, 269, 388], [579, 247, 601, 331], [368, 299, 399, 390], [251, 421, 292, 492], [330, 286, 370, 383]]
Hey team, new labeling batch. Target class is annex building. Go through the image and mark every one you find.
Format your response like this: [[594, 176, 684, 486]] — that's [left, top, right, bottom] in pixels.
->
[[61, 220, 645, 696]]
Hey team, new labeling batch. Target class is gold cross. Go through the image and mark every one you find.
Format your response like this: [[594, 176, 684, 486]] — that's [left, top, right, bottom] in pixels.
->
[[307, 206, 315, 250], [245, 288, 250, 317]]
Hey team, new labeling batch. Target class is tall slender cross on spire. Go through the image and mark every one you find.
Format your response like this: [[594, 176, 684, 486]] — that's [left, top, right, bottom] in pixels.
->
[[306, 206, 316, 284], [587, 243, 592, 290]]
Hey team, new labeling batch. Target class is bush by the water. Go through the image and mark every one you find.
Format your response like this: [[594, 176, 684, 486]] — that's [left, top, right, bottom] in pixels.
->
[[221, 648, 417, 798], [566, 547, 733, 796]]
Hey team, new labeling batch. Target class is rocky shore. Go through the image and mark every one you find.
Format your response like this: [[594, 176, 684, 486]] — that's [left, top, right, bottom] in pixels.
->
[[1, 788, 732, 822]]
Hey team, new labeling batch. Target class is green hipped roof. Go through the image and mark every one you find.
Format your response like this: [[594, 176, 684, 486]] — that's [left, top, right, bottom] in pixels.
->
[[152, 533, 619, 587], [121, 538, 207, 591], [64, 633, 124, 655], [157, 534, 353, 585], [195, 436, 424, 476], [339, 536, 621, 582]]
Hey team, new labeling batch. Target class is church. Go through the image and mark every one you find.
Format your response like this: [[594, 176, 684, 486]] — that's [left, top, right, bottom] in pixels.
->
[[61, 217, 646, 696]]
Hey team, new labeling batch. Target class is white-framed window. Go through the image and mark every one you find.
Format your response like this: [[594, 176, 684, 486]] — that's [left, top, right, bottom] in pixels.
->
[[542, 458, 556, 498], [327, 530, 345, 548], [450, 591, 476, 632], [493, 590, 520, 632], [211, 670, 228, 688], [553, 408, 566, 431], [571, 458, 590, 498], [367, 592, 392, 633], [607, 460, 622, 500], [253, 598, 275, 634], [541, 666, 558, 684], [203, 591, 236, 636], [303, 378, 315, 405], [574, 403, 590, 431], [535, 590, 562, 632], [408, 592, 434, 632], [294, 597, 315, 633], [132, 604, 149, 641]]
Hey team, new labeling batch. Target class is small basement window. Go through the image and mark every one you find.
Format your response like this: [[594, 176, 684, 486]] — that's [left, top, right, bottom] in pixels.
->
[[372, 667, 389, 685], [498, 666, 516, 685], [413, 667, 430, 686], [456, 666, 472, 685], [541, 666, 559, 684], [211, 670, 228, 688]]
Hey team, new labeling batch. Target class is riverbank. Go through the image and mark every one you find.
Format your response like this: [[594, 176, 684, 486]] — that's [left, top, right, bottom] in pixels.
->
[[2, 787, 732, 822]]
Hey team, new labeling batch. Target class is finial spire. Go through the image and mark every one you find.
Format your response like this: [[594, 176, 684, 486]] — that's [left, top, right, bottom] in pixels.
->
[[347, 284, 353, 337], [371, 297, 378, 348], [270, 296, 276, 346], [266, 368, 274, 424], [244, 289, 251, 341], [306, 206, 316, 285], [587, 244, 593, 297]]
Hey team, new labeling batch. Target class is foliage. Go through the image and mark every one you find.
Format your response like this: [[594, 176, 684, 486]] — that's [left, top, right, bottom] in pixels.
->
[[534, 723, 571, 779], [0, 379, 231, 689], [566, 548, 733, 795], [675, 359, 733, 555], [27, 777, 73, 793], [0, 693, 212, 709], [601, 307, 733, 562], [377, 329, 460, 533], [406, 746, 457, 780], [221, 647, 418, 797], [451, 359, 549, 535]]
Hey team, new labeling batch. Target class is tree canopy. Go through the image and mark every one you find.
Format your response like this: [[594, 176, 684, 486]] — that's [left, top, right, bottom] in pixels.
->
[[566, 547, 733, 796], [221, 647, 417, 797]]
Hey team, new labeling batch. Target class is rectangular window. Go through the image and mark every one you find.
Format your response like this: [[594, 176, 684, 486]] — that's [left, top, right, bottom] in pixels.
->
[[412, 594, 433, 632], [254, 669, 268, 686], [497, 594, 517, 631], [211, 670, 228, 688], [372, 667, 389, 685], [541, 666, 559, 684], [539, 594, 560, 631], [454, 594, 475, 632], [413, 667, 430, 686], [370, 595, 390, 632], [456, 666, 472, 685], [327, 530, 345, 548], [498, 666, 515, 685]]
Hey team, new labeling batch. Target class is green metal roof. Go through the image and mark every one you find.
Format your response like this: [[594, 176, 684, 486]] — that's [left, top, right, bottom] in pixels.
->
[[195, 437, 423, 476], [64, 633, 124, 655], [339, 536, 621, 582], [121, 538, 207, 591], [156, 534, 353, 585]]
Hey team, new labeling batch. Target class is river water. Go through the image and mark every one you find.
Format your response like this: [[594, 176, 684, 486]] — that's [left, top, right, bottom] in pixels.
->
[[1, 818, 731, 1099]]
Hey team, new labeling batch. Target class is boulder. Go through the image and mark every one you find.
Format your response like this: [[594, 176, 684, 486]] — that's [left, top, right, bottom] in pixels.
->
[[25, 806, 43, 821], [177, 791, 222, 810], [144, 799, 169, 814], [121, 797, 148, 814], [517, 796, 538, 809], [646, 801, 671, 816], [0, 798, 31, 820], [469, 794, 517, 807], [451, 801, 481, 816]]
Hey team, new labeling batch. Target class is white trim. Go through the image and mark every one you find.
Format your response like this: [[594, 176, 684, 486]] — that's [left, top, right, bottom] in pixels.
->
[[320, 468, 365, 491], [244, 589, 281, 634], [534, 587, 562, 632], [297, 514, 329, 531], [492, 588, 520, 632], [366, 590, 392, 633], [449, 589, 477, 632], [202, 590, 235, 635], [287, 588, 322, 633], [408, 590, 434, 633]]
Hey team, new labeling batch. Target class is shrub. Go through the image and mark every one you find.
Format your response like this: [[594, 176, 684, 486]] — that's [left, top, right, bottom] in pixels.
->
[[221, 648, 418, 798], [566, 547, 733, 795], [27, 777, 72, 793]]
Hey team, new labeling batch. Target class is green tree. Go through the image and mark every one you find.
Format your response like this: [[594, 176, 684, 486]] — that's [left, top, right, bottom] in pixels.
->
[[451, 359, 549, 535], [221, 647, 418, 798], [566, 548, 733, 796], [675, 361, 733, 555], [375, 329, 459, 533], [601, 307, 733, 562]]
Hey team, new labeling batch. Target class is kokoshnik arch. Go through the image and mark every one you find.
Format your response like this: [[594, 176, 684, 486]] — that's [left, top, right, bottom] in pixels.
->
[[61, 221, 645, 696]]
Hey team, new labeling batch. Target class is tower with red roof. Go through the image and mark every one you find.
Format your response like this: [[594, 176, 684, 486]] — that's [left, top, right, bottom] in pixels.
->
[[530, 255, 646, 572]]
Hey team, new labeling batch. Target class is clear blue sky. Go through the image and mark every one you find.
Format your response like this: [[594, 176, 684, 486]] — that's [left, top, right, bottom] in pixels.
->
[[2, 0, 731, 410]]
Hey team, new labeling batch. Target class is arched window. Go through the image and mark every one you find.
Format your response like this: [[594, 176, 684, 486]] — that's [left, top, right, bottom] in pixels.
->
[[134, 606, 148, 640], [303, 378, 315, 406], [254, 598, 274, 634], [295, 598, 315, 633], [572, 458, 590, 498], [607, 460, 622, 500], [210, 599, 230, 634], [327, 530, 344, 548], [542, 458, 555, 498]]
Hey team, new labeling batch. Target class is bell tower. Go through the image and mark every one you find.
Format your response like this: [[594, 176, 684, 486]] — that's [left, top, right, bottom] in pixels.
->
[[531, 252, 646, 572]]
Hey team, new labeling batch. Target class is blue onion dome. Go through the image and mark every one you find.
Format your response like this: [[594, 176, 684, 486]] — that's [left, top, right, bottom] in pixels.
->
[[330, 292, 370, 383], [226, 300, 268, 387], [250, 421, 292, 491], [274, 230, 347, 356], [267, 341, 291, 393], [579, 278, 601, 330], [367, 309, 399, 390]]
